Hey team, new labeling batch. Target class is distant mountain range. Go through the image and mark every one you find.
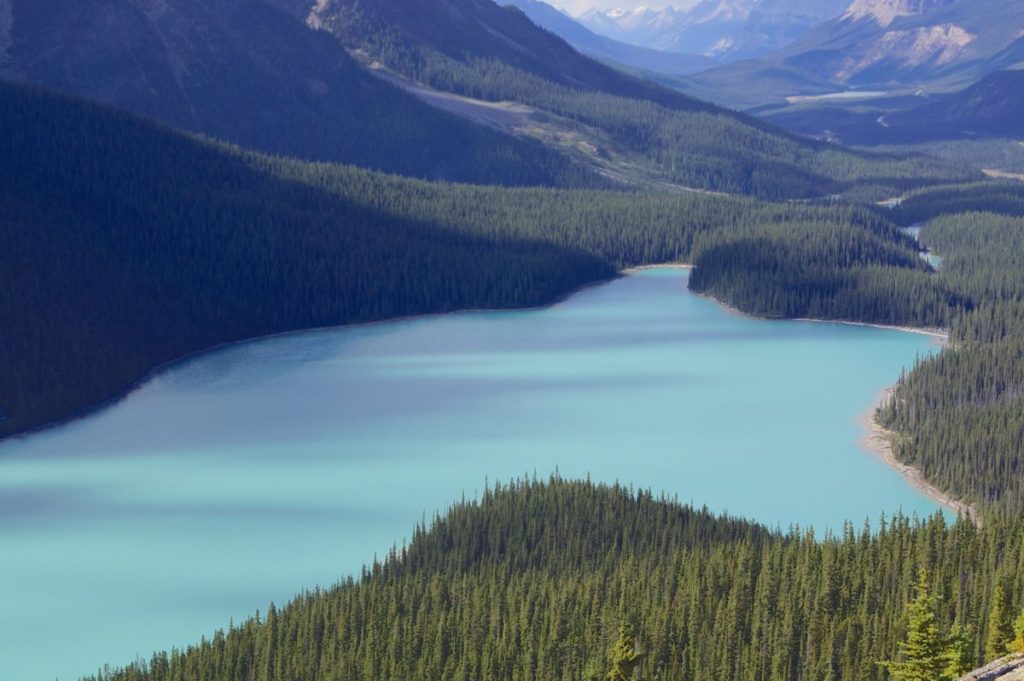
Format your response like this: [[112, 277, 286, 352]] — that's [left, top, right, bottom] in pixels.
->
[[687, 0, 1024, 106], [500, 0, 714, 76], [576, 0, 850, 61], [305, 0, 972, 198]]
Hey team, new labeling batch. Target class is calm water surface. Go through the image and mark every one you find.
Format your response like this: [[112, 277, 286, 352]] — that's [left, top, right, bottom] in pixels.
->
[[1, 269, 942, 681]]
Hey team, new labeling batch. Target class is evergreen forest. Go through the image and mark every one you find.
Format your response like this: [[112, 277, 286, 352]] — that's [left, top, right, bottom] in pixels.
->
[[4, 1, 1024, 678]]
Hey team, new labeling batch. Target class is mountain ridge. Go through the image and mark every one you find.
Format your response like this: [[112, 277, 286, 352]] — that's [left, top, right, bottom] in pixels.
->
[[577, 0, 849, 61], [0, 0, 593, 186]]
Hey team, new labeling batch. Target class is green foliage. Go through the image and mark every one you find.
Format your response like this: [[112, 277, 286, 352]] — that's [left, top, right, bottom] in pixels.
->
[[944, 624, 975, 679], [987, 577, 1016, 659], [877, 213, 1024, 509], [81, 477, 1024, 681], [316, 0, 974, 200], [606, 624, 643, 681], [882, 570, 951, 681], [1012, 611, 1024, 653], [1, 79, 928, 439], [887, 181, 1024, 225]]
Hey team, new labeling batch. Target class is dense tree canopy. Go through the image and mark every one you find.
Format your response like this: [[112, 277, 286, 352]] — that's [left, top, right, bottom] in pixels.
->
[[82, 478, 1024, 681]]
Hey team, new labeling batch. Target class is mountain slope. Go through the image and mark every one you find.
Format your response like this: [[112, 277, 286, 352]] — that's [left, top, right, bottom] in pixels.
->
[[683, 0, 1024, 108], [500, 0, 714, 76], [310, 0, 715, 110], [1, 78, 955, 438], [307, 0, 975, 199], [778, 0, 1024, 89], [763, 69, 1024, 145], [0, 0, 593, 186], [883, 69, 1024, 138], [0, 78, 904, 438], [0, 80, 615, 437]]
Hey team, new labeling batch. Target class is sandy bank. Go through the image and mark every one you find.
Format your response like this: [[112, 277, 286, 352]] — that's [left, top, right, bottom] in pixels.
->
[[858, 387, 978, 524], [621, 263, 693, 274]]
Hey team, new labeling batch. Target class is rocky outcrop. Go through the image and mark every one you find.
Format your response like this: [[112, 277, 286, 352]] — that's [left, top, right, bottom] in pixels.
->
[[960, 653, 1024, 681], [835, 22, 975, 78]]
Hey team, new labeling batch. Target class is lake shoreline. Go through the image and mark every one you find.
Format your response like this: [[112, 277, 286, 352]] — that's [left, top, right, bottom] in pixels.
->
[[1, 266, 643, 445], [690, 285, 969, 521], [7, 262, 965, 530], [857, 387, 978, 524]]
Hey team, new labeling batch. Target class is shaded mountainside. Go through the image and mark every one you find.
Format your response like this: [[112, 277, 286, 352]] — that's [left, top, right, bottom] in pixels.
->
[[0, 0, 594, 186], [306, 0, 975, 199], [763, 69, 1024, 146], [83, 477, 1024, 681], [885, 69, 1024, 138], [0, 79, 955, 439], [0, 80, 611, 437], [309, 0, 716, 111]]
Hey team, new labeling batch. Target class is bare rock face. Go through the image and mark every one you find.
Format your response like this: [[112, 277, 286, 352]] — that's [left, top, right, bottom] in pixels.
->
[[844, 0, 960, 27], [835, 22, 975, 78], [959, 653, 1024, 681]]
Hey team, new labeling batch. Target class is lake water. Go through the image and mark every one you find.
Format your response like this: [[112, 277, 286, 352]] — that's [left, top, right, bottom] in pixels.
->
[[0, 268, 942, 681]]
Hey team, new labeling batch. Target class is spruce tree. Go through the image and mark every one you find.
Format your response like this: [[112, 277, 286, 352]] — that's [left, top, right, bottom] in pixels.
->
[[883, 570, 948, 681], [1011, 610, 1024, 653], [607, 623, 643, 681], [943, 624, 974, 679], [986, 577, 1015, 659]]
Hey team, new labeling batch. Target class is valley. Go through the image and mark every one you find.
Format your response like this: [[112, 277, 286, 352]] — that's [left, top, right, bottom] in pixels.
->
[[4, 0, 1024, 679]]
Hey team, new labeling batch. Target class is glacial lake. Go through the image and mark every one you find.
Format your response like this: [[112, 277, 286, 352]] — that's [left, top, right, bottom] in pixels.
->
[[0, 268, 943, 681]]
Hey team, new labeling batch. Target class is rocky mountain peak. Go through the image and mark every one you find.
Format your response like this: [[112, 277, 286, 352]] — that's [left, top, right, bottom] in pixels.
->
[[843, 0, 960, 27]]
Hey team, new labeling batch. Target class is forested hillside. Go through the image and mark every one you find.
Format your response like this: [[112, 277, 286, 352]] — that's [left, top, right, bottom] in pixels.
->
[[85, 478, 1024, 681], [0, 82, 613, 436], [308, 0, 976, 199], [0, 0, 593, 186], [1, 81, 935, 439], [888, 181, 1024, 225], [879, 211, 1024, 510]]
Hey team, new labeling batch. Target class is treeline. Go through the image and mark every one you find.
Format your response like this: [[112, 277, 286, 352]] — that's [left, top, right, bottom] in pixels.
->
[[317, 3, 974, 200], [0, 82, 613, 437], [887, 181, 1024, 225], [687, 222, 962, 326], [878, 212, 1024, 509], [84, 478, 1024, 681], [0, 80, 917, 438]]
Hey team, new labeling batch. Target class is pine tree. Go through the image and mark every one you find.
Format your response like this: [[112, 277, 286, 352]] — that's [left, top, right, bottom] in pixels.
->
[[1011, 610, 1024, 653], [883, 570, 948, 681], [607, 623, 643, 681], [986, 577, 1015, 659], [943, 624, 974, 679]]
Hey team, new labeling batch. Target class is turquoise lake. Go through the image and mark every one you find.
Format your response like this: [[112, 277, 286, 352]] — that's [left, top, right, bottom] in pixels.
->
[[0, 268, 943, 681]]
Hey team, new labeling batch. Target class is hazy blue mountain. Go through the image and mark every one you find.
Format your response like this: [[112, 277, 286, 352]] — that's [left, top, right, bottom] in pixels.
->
[[776, 0, 1024, 89], [680, 0, 1024, 108], [762, 68, 1024, 145], [577, 0, 849, 61], [887, 69, 1024, 137], [0, 0, 592, 186], [500, 0, 714, 76]]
